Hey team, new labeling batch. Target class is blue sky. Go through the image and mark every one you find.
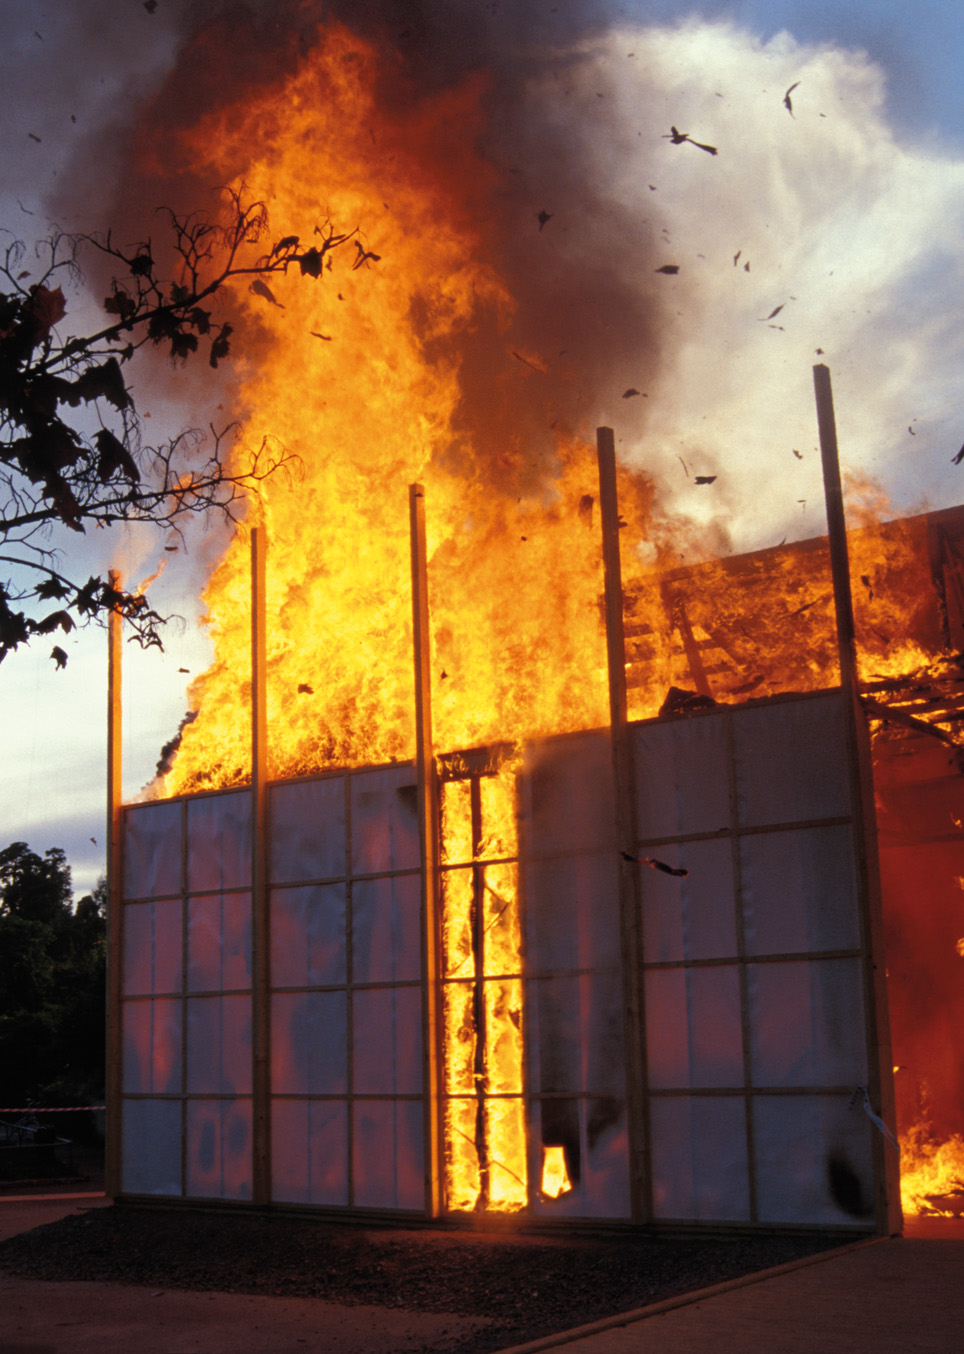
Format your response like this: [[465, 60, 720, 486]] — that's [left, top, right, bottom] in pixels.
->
[[1, 0, 962, 895]]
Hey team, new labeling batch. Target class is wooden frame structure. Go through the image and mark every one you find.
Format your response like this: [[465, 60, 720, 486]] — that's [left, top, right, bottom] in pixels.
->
[[106, 368, 900, 1231]]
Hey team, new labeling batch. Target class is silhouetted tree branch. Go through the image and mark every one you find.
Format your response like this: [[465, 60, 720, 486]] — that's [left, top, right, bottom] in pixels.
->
[[0, 188, 357, 665]]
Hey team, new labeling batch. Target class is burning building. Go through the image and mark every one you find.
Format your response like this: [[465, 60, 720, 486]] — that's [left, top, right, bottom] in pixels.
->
[[100, 17, 964, 1234]]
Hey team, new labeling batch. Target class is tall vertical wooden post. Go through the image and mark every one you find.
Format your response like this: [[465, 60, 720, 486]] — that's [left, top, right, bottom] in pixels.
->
[[813, 366, 901, 1235], [410, 484, 442, 1216], [105, 571, 124, 1198], [597, 427, 650, 1222], [250, 527, 271, 1205]]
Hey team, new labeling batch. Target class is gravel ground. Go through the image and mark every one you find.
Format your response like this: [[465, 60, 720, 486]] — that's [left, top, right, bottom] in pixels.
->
[[0, 1205, 856, 1353]]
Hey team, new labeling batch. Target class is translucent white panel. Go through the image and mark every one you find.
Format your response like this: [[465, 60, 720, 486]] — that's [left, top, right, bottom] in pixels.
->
[[352, 1099, 425, 1210], [640, 839, 737, 963], [123, 801, 182, 898], [123, 899, 182, 995], [271, 991, 347, 1095], [187, 893, 252, 992], [740, 826, 861, 956], [271, 1099, 348, 1206], [122, 999, 182, 1094], [526, 975, 625, 1097], [522, 854, 621, 975], [733, 693, 850, 828], [186, 1098, 253, 1200], [633, 714, 731, 839], [186, 792, 252, 893], [645, 967, 744, 1089], [269, 776, 346, 883], [530, 1097, 631, 1219], [121, 1098, 182, 1195], [352, 987, 423, 1095], [650, 1096, 750, 1221], [186, 995, 252, 1094], [753, 1094, 875, 1224], [352, 875, 421, 984], [270, 884, 346, 988], [350, 766, 420, 875], [522, 732, 615, 854], [748, 959, 867, 1087]]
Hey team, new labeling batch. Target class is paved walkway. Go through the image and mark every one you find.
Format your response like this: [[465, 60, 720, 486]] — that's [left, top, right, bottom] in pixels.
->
[[2, 1192, 963, 1354], [499, 1220, 964, 1354]]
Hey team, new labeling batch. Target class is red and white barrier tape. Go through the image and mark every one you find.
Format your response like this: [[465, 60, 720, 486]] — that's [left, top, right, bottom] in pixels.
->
[[0, 1106, 104, 1114]]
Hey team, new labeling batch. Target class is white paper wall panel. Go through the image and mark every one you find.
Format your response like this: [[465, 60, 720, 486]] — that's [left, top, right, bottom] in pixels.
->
[[121, 1099, 182, 1195], [352, 875, 421, 983], [753, 1095, 875, 1224], [740, 827, 861, 956], [187, 893, 252, 991], [650, 1096, 750, 1221], [270, 884, 346, 988], [633, 715, 731, 840], [186, 792, 252, 893], [748, 959, 867, 1087], [526, 975, 625, 1097], [530, 1097, 631, 1219], [269, 776, 346, 883], [733, 694, 849, 828], [350, 766, 419, 875], [186, 995, 252, 1094], [352, 1099, 424, 1210], [186, 1098, 252, 1200], [522, 854, 621, 974], [271, 1100, 348, 1206], [271, 991, 348, 1095], [123, 899, 182, 995], [523, 732, 615, 854], [645, 967, 744, 1089], [351, 987, 422, 1095], [122, 999, 182, 1094], [640, 838, 737, 963], [123, 801, 182, 897]]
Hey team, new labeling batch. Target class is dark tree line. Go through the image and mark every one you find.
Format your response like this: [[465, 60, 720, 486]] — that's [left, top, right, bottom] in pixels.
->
[[0, 842, 106, 1114]]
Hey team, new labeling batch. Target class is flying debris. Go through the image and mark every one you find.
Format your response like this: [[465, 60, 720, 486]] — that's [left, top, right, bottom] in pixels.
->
[[250, 279, 283, 308], [909, 425, 916, 435], [952, 442, 964, 466], [297, 683, 315, 695], [744, 261, 750, 272], [310, 331, 333, 341], [815, 347, 824, 355], [28, 133, 41, 143], [537, 210, 552, 231], [760, 304, 785, 321], [663, 126, 718, 155], [621, 851, 688, 877], [352, 241, 382, 270], [655, 264, 680, 275], [784, 81, 800, 116], [733, 250, 741, 267], [677, 455, 689, 477], [622, 388, 641, 398], [694, 475, 717, 485], [792, 448, 803, 460], [51, 646, 67, 669], [144, 0, 158, 11]]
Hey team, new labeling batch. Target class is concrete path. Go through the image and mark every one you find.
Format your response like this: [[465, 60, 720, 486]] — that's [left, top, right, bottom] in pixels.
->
[[498, 1223, 964, 1354]]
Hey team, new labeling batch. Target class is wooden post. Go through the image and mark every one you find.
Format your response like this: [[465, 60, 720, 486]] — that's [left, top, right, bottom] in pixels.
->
[[813, 366, 901, 1235], [105, 571, 124, 1198], [597, 427, 650, 1222], [410, 484, 443, 1217], [250, 527, 271, 1205]]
